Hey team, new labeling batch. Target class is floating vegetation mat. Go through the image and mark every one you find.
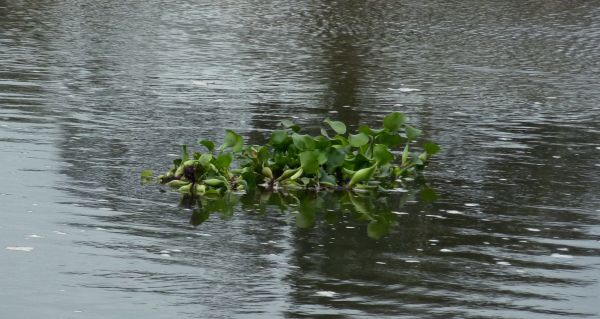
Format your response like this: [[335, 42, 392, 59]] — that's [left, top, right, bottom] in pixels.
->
[[142, 112, 439, 196]]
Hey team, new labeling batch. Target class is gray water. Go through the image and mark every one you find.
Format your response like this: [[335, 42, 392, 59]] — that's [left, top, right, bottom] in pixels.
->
[[1, 0, 600, 318]]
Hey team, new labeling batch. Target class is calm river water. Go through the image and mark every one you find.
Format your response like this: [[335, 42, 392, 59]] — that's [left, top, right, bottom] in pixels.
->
[[1, 1, 600, 318]]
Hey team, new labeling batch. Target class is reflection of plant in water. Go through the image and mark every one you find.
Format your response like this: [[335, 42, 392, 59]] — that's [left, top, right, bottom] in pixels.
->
[[142, 112, 439, 196], [184, 182, 436, 239]]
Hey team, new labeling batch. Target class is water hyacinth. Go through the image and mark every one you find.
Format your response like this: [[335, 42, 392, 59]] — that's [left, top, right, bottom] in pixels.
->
[[143, 112, 439, 197]]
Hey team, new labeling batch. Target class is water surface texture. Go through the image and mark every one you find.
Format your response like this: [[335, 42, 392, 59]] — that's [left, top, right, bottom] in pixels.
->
[[1, 1, 600, 318]]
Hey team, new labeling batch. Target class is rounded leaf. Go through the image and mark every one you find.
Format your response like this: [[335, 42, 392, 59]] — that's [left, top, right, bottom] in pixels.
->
[[383, 112, 407, 131], [299, 150, 320, 174], [373, 144, 393, 165], [324, 119, 347, 135], [349, 133, 369, 147]]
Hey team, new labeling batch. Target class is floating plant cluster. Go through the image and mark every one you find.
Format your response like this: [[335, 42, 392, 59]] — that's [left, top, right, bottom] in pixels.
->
[[141, 112, 439, 197]]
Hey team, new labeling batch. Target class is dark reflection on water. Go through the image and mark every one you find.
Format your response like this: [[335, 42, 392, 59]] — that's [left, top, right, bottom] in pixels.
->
[[1, 0, 600, 318]]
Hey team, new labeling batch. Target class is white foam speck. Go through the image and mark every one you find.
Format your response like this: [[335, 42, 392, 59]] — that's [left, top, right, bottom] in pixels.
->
[[328, 110, 338, 114], [405, 259, 420, 263], [53, 231, 67, 235], [315, 291, 337, 297], [6, 246, 34, 252], [28, 235, 42, 238], [392, 211, 408, 215], [391, 188, 408, 193], [95, 227, 107, 231], [483, 242, 490, 245], [496, 261, 511, 266], [551, 253, 573, 259], [197, 233, 212, 237], [464, 203, 479, 207], [446, 210, 464, 215], [170, 249, 182, 253], [428, 239, 439, 242], [160, 253, 171, 257], [345, 226, 355, 229], [525, 228, 541, 232], [557, 248, 569, 251], [440, 249, 453, 253], [375, 261, 386, 265]]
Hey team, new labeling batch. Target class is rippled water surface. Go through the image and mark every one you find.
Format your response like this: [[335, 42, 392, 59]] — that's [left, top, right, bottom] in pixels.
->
[[2, 1, 600, 318]]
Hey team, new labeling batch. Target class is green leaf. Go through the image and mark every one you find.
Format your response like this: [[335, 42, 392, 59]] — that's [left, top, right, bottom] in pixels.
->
[[198, 140, 215, 152], [299, 150, 320, 174], [424, 142, 440, 155], [405, 125, 422, 141], [348, 164, 377, 187], [140, 170, 153, 183], [215, 153, 232, 169], [280, 120, 300, 132], [373, 144, 393, 165], [383, 112, 407, 131], [320, 128, 330, 138], [220, 130, 244, 152], [292, 134, 316, 151], [181, 145, 189, 162], [402, 144, 409, 165], [325, 146, 345, 169], [199, 153, 213, 168], [348, 133, 369, 147], [377, 132, 402, 147], [257, 146, 270, 165], [270, 130, 288, 146], [313, 135, 331, 150], [317, 150, 328, 165], [324, 118, 347, 135]]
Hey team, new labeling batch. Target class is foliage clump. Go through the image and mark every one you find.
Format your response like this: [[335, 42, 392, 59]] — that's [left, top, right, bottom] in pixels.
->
[[142, 112, 439, 197]]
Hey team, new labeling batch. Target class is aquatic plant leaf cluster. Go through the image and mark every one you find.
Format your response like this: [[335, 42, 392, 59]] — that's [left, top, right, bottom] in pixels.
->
[[144, 112, 439, 197]]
